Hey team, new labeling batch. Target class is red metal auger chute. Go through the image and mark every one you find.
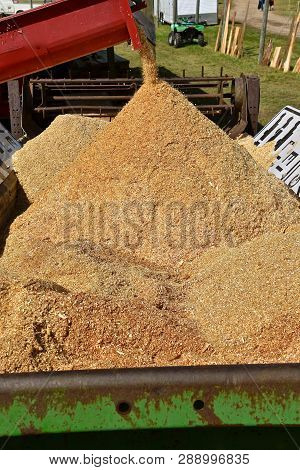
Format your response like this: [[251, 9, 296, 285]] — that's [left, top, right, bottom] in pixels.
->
[[0, 0, 147, 84]]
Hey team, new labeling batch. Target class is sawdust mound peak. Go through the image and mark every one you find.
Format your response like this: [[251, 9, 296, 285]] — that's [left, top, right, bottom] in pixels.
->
[[0, 79, 300, 372], [13, 114, 108, 203], [2, 80, 300, 281]]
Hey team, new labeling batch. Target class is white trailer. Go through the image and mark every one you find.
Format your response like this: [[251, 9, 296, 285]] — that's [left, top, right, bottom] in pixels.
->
[[0, 1, 43, 16], [154, 0, 218, 25]]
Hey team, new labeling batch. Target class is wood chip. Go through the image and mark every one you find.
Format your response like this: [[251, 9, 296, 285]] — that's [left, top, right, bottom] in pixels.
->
[[13, 115, 108, 203], [238, 135, 277, 170], [0, 40, 299, 373]]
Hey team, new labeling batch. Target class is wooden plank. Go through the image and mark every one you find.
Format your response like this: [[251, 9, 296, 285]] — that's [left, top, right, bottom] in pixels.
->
[[282, 14, 297, 67], [237, 0, 250, 58], [226, 11, 236, 55], [230, 26, 241, 57], [220, 0, 231, 54], [270, 46, 282, 68], [262, 39, 273, 66], [230, 26, 240, 57], [215, 18, 223, 52], [293, 57, 300, 73], [283, 12, 300, 72], [215, 0, 227, 52]]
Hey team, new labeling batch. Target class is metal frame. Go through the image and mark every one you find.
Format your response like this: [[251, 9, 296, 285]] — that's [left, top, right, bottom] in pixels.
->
[[24, 74, 260, 137], [0, 364, 299, 437], [7, 81, 23, 140], [27, 75, 236, 127]]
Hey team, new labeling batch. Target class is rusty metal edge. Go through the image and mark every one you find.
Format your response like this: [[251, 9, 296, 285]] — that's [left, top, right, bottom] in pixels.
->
[[0, 363, 299, 392], [0, 364, 299, 435]]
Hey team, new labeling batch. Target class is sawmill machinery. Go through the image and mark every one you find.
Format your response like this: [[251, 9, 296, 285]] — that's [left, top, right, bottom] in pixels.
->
[[22, 71, 260, 140], [0, 0, 155, 136], [0, 0, 260, 140], [0, 0, 154, 224]]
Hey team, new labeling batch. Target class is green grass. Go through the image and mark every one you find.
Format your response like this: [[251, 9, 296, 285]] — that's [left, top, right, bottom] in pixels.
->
[[116, 24, 300, 125], [273, 0, 299, 17]]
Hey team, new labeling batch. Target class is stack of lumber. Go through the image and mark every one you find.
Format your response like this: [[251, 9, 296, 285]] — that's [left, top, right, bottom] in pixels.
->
[[215, 0, 249, 58], [266, 11, 300, 71], [262, 39, 274, 66]]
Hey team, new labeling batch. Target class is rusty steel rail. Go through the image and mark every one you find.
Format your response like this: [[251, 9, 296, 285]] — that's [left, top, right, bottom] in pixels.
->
[[28, 76, 236, 120], [34, 104, 234, 120], [29, 76, 236, 83], [50, 93, 232, 100], [0, 363, 299, 437]]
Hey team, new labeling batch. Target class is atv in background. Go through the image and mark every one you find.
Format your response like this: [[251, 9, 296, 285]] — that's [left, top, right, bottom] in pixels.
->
[[168, 18, 207, 48]]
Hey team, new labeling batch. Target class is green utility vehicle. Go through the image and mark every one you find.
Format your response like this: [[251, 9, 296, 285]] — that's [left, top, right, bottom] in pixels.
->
[[168, 18, 207, 48]]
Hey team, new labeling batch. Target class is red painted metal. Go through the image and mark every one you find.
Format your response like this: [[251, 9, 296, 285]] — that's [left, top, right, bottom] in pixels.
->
[[0, 0, 145, 85]]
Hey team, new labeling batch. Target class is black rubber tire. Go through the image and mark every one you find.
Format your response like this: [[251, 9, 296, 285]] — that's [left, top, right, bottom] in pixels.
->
[[168, 32, 175, 46], [174, 32, 182, 48], [198, 33, 205, 47]]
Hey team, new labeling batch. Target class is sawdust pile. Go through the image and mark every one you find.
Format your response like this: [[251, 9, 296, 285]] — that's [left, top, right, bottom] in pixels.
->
[[2, 81, 300, 279], [186, 231, 300, 364], [13, 115, 108, 203], [1, 229, 299, 373], [0, 279, 213, 373], [238, 135, 276, 170], [0, 42, 300, 372]]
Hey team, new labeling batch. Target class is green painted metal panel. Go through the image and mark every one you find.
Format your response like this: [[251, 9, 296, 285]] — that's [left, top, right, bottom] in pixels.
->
[[213, 391, 300, 426], [0, 365, 299, 437]]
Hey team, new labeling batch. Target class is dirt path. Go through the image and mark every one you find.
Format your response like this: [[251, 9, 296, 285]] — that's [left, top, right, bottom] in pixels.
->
[[234, 0, 299, 37]]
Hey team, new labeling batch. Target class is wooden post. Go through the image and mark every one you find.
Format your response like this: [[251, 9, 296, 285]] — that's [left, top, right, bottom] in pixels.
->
[[283, 13, 300, 72], [221, 0, 229, 43], [226, 11, 236, 55], [258, 0, 270, 64], [282, 15, 296, 67], [237, 0, 250, 58], [221, 0, 231, 54], [156, 0, 160, 26], [215, 18, 223, 51]]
